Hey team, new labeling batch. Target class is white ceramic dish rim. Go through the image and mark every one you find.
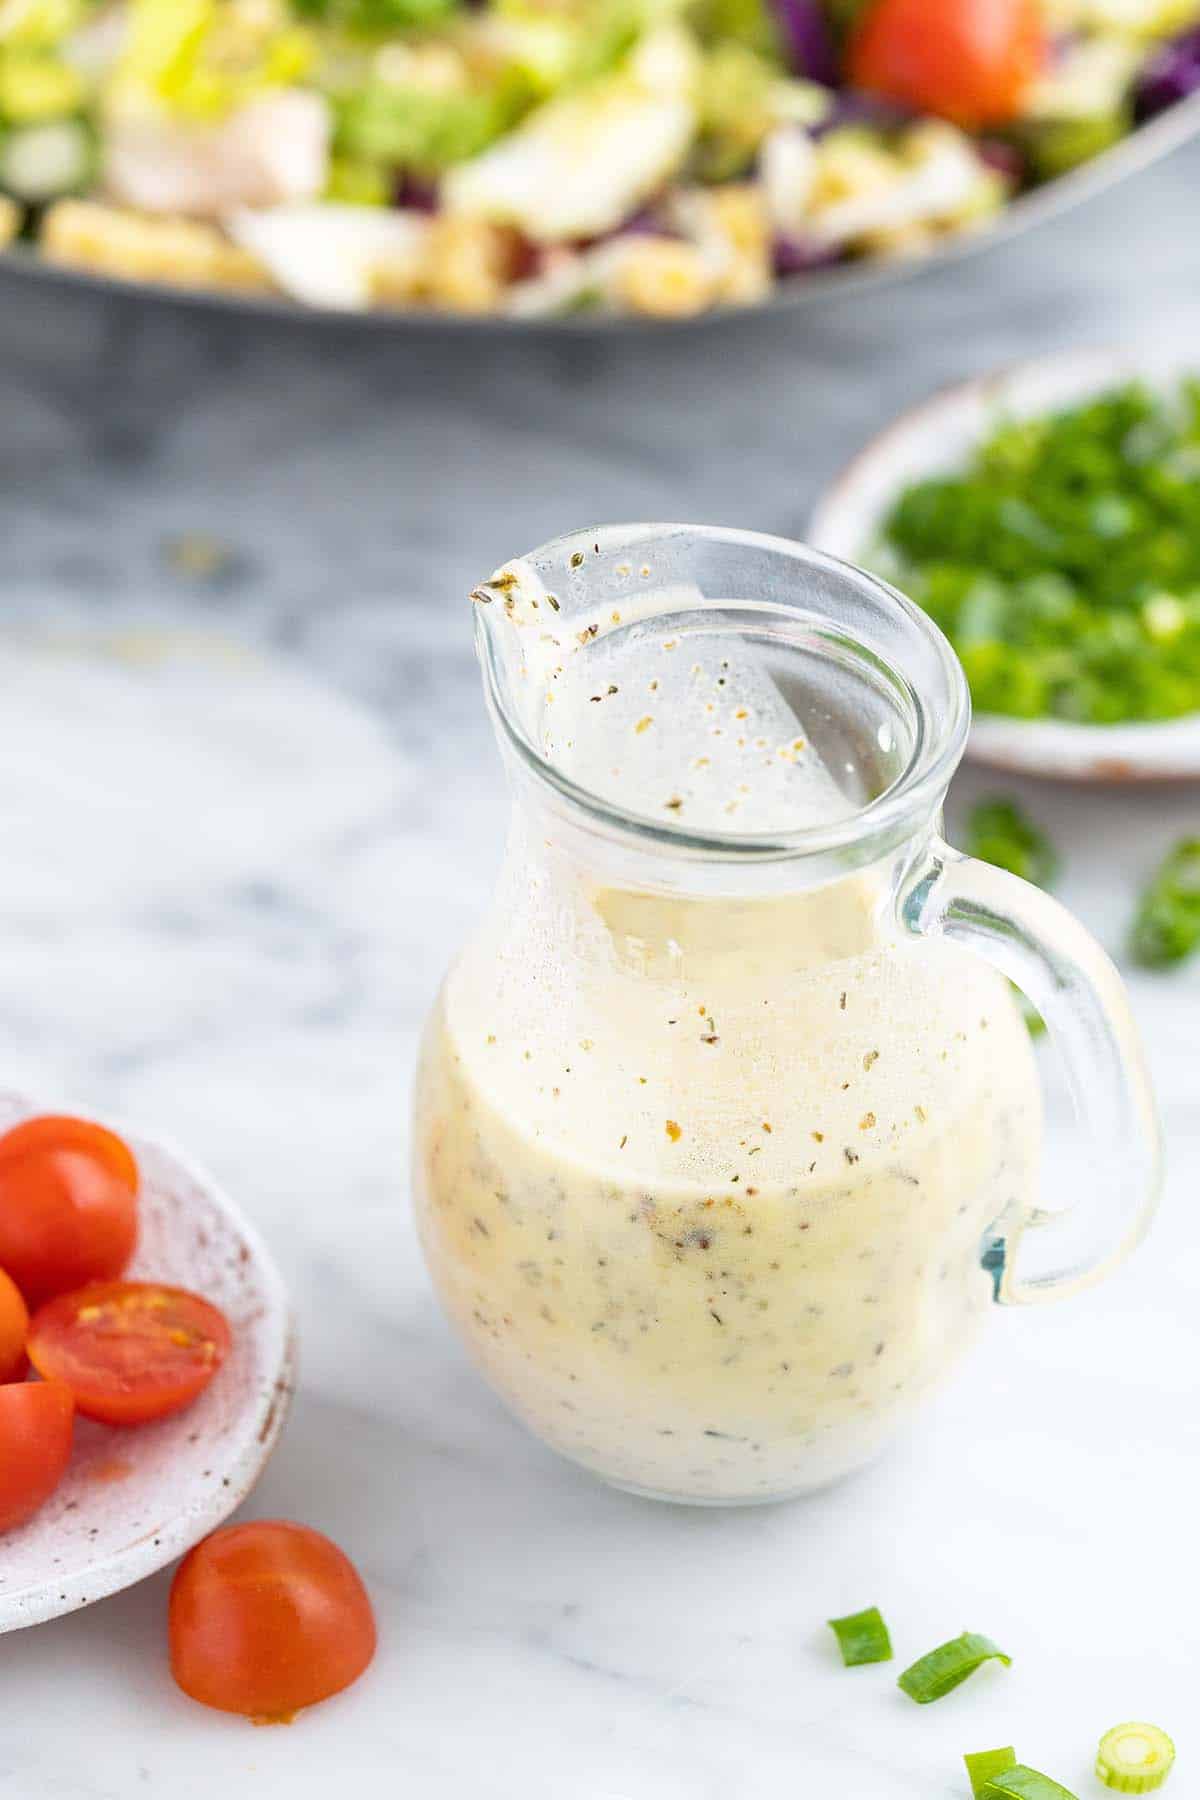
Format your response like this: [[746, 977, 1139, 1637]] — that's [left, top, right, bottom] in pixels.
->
[[0, 1093, 296, 1633], [807, 343, 1200, 781]]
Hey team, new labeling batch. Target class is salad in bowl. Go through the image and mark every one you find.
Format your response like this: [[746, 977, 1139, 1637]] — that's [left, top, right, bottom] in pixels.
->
[[0, 0, 1198, 318]]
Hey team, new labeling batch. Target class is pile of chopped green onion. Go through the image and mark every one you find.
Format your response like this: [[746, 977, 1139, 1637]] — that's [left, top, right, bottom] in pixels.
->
[[874, 381, 1200, 726]]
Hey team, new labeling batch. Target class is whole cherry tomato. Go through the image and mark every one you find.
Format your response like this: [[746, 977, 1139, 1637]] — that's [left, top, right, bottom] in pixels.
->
[[0, 1267, 29, 1384], [169, 1521, 377, 1720], [27, 1280, 231, 1426], [850, 0, 1046, 127], [0, 1115, 139, 1307], [0, 1380, 74, 1532]]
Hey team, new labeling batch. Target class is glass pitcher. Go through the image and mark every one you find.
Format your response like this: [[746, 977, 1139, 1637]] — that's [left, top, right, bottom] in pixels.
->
[[412, 525, 1161, 1506]]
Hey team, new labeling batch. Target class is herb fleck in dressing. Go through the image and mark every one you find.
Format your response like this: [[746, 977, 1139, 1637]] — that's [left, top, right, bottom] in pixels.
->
[[413, 849, 1041, 1503]]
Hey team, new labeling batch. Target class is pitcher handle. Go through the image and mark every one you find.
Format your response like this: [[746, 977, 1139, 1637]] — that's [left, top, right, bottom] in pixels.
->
[[898, 837, 1163, 1306]]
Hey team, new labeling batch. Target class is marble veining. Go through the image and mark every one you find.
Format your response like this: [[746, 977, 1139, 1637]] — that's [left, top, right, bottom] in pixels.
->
[[0, 142, 1198, 1798]]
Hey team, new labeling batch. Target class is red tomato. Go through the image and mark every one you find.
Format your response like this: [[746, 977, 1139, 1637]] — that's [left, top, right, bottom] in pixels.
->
[[0, 1267, 29, 1384], [169, 1521, 377, 1720], [0, 1380, 74, 1532], [0, 1115, 139, 1307], [27, 1281, 231, 1425], [850, 0, 1046, 127]]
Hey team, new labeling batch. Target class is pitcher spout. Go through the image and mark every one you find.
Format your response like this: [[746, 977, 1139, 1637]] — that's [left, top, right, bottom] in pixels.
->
[[469, 523, 967, 875]]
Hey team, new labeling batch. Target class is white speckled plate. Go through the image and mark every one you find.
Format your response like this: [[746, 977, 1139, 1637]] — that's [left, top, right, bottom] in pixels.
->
[[808, 345, 1200, 783], [0, 1093, 295, 1634]]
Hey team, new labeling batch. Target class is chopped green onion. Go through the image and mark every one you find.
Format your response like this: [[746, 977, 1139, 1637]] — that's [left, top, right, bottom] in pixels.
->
[[872, 380, 1200, 728], [982, 1765, 1079, 1799], [1020, 995, 1047, 1038], [965, 1747, 1018, 1797], [965, 797, 1058, 889], [1096, 1722, 1176, 1792], [1130, 838, 1200, 969], [826, 1605, 892, 1667], [896, 1631, 1011, 1704]]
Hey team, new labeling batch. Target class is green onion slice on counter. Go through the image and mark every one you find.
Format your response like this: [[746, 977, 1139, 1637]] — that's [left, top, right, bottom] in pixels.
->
[[981, 1765, 1079, 1798], [1095, 1722, 1176, 1792], [965, 1747, 1018, 1796], [896, 1631, 1011, 1703], [827, 1606, 892, 1667], [1130, 838, 1200, 969]]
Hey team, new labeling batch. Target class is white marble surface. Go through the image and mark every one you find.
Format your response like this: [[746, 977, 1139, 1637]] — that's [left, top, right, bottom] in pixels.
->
[[1, 143, 1199, 1797]]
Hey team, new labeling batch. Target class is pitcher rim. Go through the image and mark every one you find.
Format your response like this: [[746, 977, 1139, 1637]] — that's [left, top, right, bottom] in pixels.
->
[[474, 522, 971, 864]]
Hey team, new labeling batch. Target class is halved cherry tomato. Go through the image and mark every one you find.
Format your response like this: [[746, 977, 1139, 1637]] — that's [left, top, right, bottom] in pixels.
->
[[27, 1280, 231, 1425], [0, 1267, 29, 1384], [850, 0, 1046, 128], [169, 1520, 377, 1720], [0, 1115, 139, 1307], [0, 1380, 74, 1532]]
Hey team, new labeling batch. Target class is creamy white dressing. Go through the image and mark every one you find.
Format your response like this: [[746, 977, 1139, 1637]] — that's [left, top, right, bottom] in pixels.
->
[[414, 844, 1041, 1501], [413, 569, 1042, 1501]]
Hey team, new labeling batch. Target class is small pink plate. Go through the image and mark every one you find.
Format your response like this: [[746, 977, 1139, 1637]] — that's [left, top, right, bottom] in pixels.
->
[[0, 1093, 295, 1634]]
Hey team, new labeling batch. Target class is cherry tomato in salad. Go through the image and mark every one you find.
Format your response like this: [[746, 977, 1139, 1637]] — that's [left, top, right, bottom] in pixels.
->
[[0, 1380, 74, 1533], [0, 1267, 29, 1384], [0, 1115, 139, 1307], [850, 0, 1046, 128], [27, 1281, 231, 1426], [169, 1521, 377, 1720]]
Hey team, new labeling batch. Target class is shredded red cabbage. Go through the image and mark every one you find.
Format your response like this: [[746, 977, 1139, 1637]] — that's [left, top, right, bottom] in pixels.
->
[[581, 207, 683, 249], [608, 207, 674, 238], [810, 88, 912, 137], [394, 174, 439, 210], [769, 0, 838, 84], [976, 137, 1025, 183], [1136, 25, 1200, 119], [772, 231, 842, 275]]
